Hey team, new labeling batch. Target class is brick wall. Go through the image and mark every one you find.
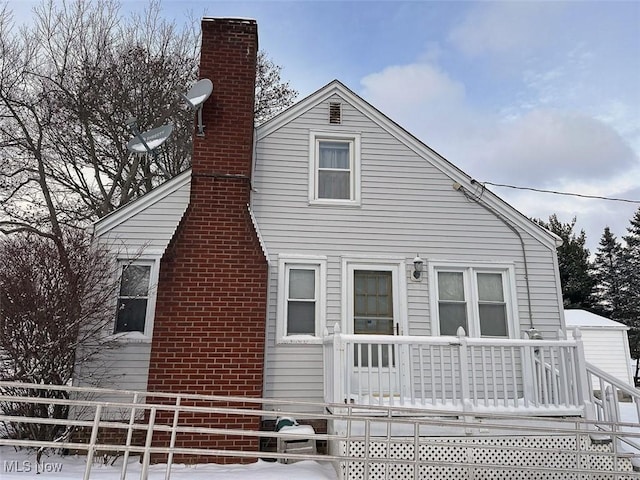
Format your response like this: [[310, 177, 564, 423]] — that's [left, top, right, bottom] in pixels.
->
[[146, 18, 267, 462]]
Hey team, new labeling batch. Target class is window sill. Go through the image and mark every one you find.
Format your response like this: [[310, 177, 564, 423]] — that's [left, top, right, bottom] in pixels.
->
[[308, 199, 361, 208], [277, 335, 323, 345], [108, 331, 152, 343]]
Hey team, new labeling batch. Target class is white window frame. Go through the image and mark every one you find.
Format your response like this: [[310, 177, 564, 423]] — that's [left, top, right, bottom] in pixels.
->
[[309, 131, 361, 206], [113, 257, 160, 341], [428, 261, 519, 338], [276, 255, 327, 344]]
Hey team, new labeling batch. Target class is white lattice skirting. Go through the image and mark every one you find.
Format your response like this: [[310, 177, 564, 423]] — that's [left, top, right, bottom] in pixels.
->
[[334, 435, 637, 480]]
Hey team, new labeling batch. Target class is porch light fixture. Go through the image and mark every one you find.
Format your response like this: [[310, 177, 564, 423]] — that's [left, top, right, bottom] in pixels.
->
[[412, 254, 424, 280], [527, 328, 543, 340]]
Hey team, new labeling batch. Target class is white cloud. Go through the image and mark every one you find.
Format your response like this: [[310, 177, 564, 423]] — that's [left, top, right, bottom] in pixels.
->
[[361, 63, 465, 112], [474, 110, 638, 185], [448, 2, 566, 57]]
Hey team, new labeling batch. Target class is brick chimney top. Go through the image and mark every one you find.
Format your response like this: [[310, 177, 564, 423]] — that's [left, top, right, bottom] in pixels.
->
[[192, 18, 258, 178]]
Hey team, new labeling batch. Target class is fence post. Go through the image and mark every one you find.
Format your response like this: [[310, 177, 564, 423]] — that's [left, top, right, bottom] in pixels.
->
[[82, 404, 101, 480], [140, 407, 157, 480]]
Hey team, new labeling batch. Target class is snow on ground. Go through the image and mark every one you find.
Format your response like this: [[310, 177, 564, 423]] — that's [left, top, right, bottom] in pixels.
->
[[0, 447, 338, 480]]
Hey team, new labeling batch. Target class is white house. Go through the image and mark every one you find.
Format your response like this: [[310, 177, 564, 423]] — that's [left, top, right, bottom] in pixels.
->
[[87, 19, 621, 466]]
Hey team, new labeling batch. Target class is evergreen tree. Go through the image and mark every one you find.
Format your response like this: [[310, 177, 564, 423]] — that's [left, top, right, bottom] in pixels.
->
[[591, 226, 624, 316], [620, 208, 640, 360], [534, 215, 594, 309]]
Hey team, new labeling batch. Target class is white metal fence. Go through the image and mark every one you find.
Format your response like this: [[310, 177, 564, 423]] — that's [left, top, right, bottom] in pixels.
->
[[0, 380, 639, 479], [587, 361, 640, 466]]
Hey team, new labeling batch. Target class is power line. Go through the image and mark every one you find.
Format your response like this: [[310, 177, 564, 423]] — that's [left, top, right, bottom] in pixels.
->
[[478, 181, 640, 204]]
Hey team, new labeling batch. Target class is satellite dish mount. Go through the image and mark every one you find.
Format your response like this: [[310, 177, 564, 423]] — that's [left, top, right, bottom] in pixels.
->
[[182, 78, 213, 137]]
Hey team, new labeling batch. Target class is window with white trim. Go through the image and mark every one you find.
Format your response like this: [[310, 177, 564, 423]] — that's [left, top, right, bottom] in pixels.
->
[[277, 256, 326, 343], [431, 264, 517, 338], [309, 132, 361, 204], [114, 260, 158, 336]]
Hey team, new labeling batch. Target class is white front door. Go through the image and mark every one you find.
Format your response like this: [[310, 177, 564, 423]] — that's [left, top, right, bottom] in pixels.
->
[[344, 261, 408, 400]]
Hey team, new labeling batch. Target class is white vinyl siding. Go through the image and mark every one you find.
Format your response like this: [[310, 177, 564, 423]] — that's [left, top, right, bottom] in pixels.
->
[[94, 170, 191, 253], [254, 91, 563, 411]]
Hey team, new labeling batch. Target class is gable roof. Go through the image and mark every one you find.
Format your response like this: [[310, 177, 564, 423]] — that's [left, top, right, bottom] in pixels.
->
[[564, 309, 629, 330], [93, 168, 191, 237], [257, 80, 561, 250]]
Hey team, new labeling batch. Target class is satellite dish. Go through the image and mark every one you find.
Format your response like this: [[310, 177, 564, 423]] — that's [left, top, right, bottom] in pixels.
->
[[126, 123, 174, 154], [181, 78, 213, 137], [183, 78, 213, 109]]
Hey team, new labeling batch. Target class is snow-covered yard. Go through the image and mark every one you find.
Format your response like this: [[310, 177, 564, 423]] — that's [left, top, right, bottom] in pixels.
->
[[0, 447, 337, 480]]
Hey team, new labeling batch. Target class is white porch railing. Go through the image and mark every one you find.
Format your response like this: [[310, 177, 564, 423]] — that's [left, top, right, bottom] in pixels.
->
[[586, 361, 640, 469], [323, 324, 594, 418]]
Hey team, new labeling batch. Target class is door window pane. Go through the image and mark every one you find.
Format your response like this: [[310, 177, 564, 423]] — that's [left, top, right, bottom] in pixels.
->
[[353, 270, 394, 367]]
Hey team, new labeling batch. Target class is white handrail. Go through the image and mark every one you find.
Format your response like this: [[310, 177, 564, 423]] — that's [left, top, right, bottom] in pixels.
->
[[0, 380, 637, 477], [586, 361, 640, 464]]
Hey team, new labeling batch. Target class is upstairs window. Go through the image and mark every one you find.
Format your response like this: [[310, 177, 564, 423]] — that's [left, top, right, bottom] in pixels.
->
[[114, 261, 156, 334], [318, 140, 351, 199], [309, 132, 361, 205]]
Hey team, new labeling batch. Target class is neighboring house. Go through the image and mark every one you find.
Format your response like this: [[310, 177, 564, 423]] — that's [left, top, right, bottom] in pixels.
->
[[564, 309, 634, 387], [90, 18, 603, 458]]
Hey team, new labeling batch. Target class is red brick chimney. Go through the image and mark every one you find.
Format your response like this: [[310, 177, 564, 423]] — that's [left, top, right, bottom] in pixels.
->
[[147, 18, 267, 461]]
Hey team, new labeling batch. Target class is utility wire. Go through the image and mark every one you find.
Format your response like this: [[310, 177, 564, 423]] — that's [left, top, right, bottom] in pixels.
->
[[479, 181, 640, 204]]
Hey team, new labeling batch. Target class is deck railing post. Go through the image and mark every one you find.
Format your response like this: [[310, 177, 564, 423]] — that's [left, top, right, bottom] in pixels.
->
[[521, 332, 536, 407], [457, 327, 472, 412], [333, 323, 346, 408], [572, 328, 595, 420]]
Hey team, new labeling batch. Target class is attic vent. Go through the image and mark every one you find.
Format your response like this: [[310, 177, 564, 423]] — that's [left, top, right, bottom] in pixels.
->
[[329, 102, 342, 124]]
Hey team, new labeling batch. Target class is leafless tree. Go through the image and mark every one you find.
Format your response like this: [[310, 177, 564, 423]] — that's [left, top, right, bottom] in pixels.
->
[[0, 229, 119, 442], [0, 0, 297, 239]]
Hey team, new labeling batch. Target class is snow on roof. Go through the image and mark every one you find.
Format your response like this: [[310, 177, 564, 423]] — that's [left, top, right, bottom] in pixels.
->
[[564, 309, 629, 330]]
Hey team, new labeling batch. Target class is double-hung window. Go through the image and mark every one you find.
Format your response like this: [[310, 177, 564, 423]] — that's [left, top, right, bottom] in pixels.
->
[[309, 132, 361, 205], [431, 263, 516, 338], [114, 260, 157, 335], [277, 256, 326, 343]]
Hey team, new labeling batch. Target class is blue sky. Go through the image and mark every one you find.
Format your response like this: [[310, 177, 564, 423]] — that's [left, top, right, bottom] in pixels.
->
[[7, 1, 640, 251]]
